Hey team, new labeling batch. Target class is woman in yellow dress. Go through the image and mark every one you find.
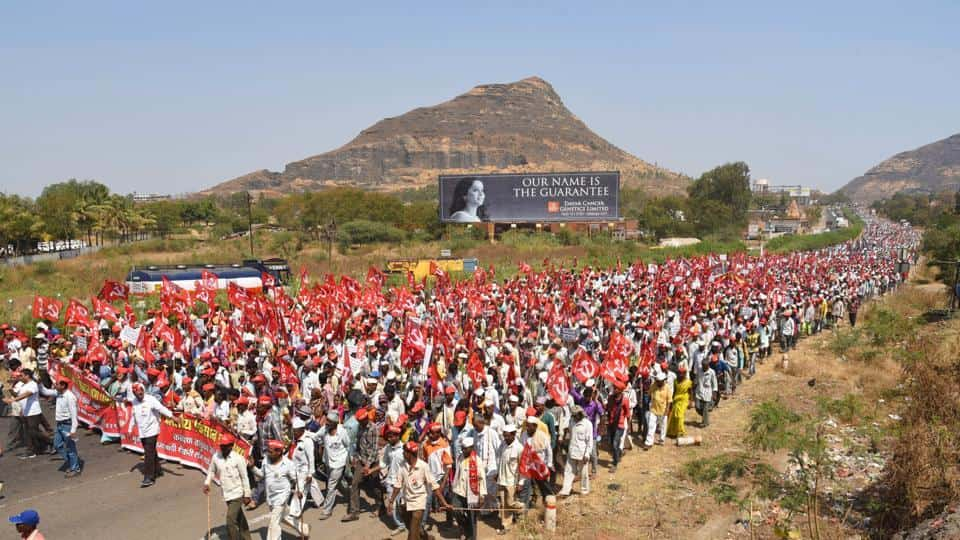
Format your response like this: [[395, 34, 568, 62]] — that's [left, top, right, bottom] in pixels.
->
[[667, 366, 693, 438]]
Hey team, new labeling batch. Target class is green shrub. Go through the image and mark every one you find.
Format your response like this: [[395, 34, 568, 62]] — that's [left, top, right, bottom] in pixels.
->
[[817, 393, 866, 424], [499, 229, 559, 249], [747, 400, 803, 452], [861, 307, 914, 347], [336, 220, 407, 251]]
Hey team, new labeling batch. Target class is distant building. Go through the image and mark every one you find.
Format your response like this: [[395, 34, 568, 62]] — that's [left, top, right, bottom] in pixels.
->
[[131, 192, 171, 203]]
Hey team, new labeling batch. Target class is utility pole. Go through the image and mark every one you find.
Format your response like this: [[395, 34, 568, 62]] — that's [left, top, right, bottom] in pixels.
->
[[246, 191, 255, 257]]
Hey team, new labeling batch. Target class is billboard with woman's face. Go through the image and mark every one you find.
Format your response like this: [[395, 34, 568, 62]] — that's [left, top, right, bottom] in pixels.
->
[[438, 171, 620, 223]]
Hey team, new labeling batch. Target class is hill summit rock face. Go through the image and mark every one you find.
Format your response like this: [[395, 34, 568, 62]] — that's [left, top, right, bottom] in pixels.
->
[[204, 77, 685, 196], [841, 133, 960, 202]]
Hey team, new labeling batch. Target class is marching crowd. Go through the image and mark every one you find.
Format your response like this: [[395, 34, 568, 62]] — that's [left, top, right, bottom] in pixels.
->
[[0, 213, 918, 540]]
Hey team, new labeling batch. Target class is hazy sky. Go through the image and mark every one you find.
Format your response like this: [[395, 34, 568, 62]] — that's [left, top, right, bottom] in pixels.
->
[[2, 1, 958, 197]]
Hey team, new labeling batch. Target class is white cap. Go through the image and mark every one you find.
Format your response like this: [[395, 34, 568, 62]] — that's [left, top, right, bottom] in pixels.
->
[[461, 437, 475, 448], [386, 371, 396, 380], [502, 424, 517, 433], [585, 379, 595, 388], [292, 418, 306, 430], [473, 387, 484, 396], [526, 416, 540, 424], [483, 398, 494, 407], [508, 395, 519, 402]]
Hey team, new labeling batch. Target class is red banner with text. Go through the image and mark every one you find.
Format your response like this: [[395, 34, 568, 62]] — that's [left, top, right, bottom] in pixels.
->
[[54, 361, 121, 437], [118, 407, 251, 471]]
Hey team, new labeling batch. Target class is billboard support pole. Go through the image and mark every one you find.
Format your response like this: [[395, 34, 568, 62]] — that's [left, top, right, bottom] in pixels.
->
[[487, 222, 495, 244]]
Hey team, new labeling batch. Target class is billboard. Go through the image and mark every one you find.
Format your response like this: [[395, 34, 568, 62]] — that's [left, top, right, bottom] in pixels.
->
[[439, 171, 620, 223]]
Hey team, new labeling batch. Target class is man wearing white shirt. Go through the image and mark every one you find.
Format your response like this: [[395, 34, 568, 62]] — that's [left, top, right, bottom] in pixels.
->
[[38, 378, 82, 476], [319, 411, 349, 519], [128, 382, 174, 487], [3, 369, 45, 459], [496, 424, 524, 533], [287, 418, 321, 533], [203, 434, 252, 540], [558, 405, 593, 497], [251, 439, 298, 540]]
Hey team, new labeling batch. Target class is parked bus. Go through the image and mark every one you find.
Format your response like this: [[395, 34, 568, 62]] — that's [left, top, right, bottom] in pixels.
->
[[125, 258, 290, 295]]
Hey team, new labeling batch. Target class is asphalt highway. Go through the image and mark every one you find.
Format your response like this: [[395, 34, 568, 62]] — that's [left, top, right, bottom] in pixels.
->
[[0, 416, 491, 540]]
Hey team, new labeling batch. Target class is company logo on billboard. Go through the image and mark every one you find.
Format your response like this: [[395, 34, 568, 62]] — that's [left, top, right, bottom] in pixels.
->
[[547, 201, 560, 213]]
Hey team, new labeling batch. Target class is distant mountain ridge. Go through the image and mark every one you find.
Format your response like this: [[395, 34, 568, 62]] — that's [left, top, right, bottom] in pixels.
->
[[840, 133, 960, 202], [202, 76, 686, 196]]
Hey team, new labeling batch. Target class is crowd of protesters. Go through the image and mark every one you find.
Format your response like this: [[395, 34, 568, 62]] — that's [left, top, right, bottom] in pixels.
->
[[0, 212, 918, 540]]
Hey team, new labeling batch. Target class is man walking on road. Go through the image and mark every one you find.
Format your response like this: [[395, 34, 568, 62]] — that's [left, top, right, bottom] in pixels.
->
[[38, 377, 82, 477], [128, 382, 174, 487], [386, 440, 451, 540], [203, 433, 252, 540], [251, 440, 298, 540]]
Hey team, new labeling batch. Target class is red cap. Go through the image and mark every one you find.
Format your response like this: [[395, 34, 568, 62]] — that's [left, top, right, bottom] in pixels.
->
[[258, 396, 272, 406], [411, 401, 424, 413], [202, 368, 216, 377], [444, 386, 456, 395], [267, 439, 284, 451], [386, 425, 402, 436], [219, 433, 236, 446], [404, 441, 419, 454], [525, 406, 537, 418], [202, 383, 215, 391], [251, 374, 267, 383], [147, 368, 161, 377], [235, 396, 249, 405], [454, 410, 467, 427], [355, 408, 368, 421], [428, 422, 442, 432], [56, 377, 71, 386]]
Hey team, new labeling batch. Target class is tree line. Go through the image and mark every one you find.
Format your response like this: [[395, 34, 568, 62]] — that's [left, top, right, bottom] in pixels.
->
[[1, 163, 757, 255]]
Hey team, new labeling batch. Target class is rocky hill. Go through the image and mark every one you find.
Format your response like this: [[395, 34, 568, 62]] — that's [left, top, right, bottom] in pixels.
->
[[203, 77, 686, 196], [841, 133, 960, 202]]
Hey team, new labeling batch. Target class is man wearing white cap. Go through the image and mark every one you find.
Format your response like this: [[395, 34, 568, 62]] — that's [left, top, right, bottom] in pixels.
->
[[496, 424, 524, 533], [519, 415, 554, 505], [287, 417, 320, 531], [558, 405, 593, 497], [451, 436, 485, 540]]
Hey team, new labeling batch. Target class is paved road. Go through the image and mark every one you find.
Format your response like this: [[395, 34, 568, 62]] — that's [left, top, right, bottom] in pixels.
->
[[0, 416, 489, 539]]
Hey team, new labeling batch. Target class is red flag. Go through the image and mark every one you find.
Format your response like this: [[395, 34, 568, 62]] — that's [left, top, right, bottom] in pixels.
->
[[600, 353, 629, 385], [400, 317, 427, 369], [91, 297, 119, 323], [518, 262, 532, 274], [200, 270, 219, 291], [571, 348, 600, 383], [32, 296, 62, 322], [466, 352, 485, 388], [98, 280, 128, 302], [546, 359, 570, 406], [261, 272, 276, 289], [366, 266, 385, 289], [65, 298, 91, 327], [518, 441, 550, 480]]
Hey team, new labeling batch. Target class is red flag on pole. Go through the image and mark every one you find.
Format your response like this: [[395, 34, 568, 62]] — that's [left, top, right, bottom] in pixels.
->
[[546, 359, 570, 406], [571, 348, 600, 383], [98, 280, 129, 302], [32, 296, 62, 322]]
